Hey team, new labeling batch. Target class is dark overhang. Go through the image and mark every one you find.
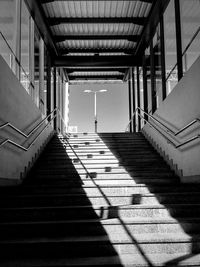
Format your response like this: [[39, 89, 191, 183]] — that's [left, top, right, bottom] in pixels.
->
[[54, 56, 142, 68], [48, 17, 146, 26], [68, 75, 124, 80], [66, 68, 126, 74], [54, 35, 140, 43], [59, 48, 134, 55]]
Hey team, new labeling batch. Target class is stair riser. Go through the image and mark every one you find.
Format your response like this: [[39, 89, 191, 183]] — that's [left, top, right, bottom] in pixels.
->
[[1, 206, 200, 222], [25, 180, 176, 187], [1, 221, 200, 240], [33, 169, 175, 177], [0, 242, 118, 258], [0, 241, 199, 258], [33, 166, 171, 174], [2, 184, 200, 196], [2, 195, 200, 208]]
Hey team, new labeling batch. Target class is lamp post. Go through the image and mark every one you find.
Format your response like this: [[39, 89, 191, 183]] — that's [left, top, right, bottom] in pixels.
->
[[84, 89, 107, 133]]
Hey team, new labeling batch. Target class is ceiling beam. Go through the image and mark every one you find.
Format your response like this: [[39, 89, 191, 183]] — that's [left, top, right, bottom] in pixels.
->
[[42, 0, 153, 3], [24, 0, 58, 56], [55, 35, 139, 43], [69, 75, 124, 80], [48, 17, 146, 26], [59, 48, 134, 55], [135, 0, 170, 56], [54, 55, 142, 68], [66, 68, 126, 73]]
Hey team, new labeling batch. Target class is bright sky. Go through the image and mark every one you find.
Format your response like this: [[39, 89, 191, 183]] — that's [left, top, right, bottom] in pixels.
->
[[68, 82, 129, 133]]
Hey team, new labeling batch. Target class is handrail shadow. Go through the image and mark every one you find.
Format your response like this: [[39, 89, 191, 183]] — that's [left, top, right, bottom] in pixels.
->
[[97, 132, 200, 267]]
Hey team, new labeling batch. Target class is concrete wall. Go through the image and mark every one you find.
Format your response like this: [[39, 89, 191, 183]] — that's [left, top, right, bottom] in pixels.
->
[[0, 55, 54, 185], [143, 55, 200, 183]]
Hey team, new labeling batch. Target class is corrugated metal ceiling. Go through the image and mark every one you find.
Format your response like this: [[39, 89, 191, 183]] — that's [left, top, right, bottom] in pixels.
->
[[44, 1, 151, 18], [41, 0, 153, 82]]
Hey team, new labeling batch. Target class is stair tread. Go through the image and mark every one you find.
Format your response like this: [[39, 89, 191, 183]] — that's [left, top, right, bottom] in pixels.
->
[[2, 133, 200, 267], [2, 216, 200, 225], [2, 253, 200, 267], [2, 203, 200, 210], [1, 232, 200, 244]]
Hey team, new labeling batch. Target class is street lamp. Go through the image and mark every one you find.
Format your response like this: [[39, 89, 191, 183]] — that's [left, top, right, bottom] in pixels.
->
[[84, 89, 107, 133]]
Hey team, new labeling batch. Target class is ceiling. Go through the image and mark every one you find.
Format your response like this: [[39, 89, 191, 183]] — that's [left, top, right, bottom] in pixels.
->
[[39, 0, 155, 83]]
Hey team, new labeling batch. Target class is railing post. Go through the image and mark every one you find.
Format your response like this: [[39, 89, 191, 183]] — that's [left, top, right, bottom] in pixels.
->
[[136, 66, 141, 131], [143, 56, 148, 123], [128, 73, 132, 133], [174, 0, 183, 81], [131, 68, 136, 132], [47, 53, 51, 121], [53, 67, 57, 131]]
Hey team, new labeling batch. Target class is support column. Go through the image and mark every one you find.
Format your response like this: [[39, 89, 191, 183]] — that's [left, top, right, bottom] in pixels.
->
[[46, 53, 51, 120], [29, 17, 35, 100], [14, 0, 21, 79], [130, 67, 136, 132], [39, 38, 44, 114], [136, 66, 141, 131], [160, 16, 167, 101], [174, 0, 183, 80], [150, 42, 156, 114], [128, 72, 132, 133], [143, 56, 148, 123], [53, 67, 57, 131]]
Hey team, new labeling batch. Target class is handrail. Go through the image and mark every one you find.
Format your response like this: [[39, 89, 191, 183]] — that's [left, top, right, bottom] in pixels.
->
[[56, 110, 95, 180], [0, 108, 57, 138], [63, 136, 94, 180], [0, 108, 57, 151], [137, 112, 200, 149], [126, 107, 200, 137]]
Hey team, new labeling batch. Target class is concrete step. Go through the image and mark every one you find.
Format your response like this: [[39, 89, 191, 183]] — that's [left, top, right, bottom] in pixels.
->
[[33, 169, 173, 178], [2, 253, 200, 267], [1, 204, 200, 222], [1, 192, 200, 208], [1, 218, 200, 239], [26, 177, 177, 187], [4, 183, 198, 196], [1, 234, 200, 258]]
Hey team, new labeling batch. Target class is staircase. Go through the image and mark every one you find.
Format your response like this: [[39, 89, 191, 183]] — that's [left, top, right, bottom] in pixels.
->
[[1, 132, 200, 266]]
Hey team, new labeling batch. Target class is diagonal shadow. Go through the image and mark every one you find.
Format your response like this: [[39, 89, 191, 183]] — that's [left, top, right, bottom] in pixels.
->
[[64, 133, 156, 266], [0, 135, 124, 266], [97, 132, 200, 267]]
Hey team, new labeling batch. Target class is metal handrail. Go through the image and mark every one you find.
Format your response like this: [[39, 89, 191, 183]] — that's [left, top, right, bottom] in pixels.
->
[[126, 107, 200, 137], [0, 108, 57, 138], [0, 108, 57, 151], [137, 112, 200, 149]]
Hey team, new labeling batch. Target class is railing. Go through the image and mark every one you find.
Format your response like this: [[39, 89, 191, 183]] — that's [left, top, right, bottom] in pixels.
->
[[126, 107, 200, 149], [0, 108, 57, 151]]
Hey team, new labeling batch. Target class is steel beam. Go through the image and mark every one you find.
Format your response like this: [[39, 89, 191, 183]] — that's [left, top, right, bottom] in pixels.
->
[[69, 75, 124, 80], [42, 0, 153, 3], [135, 0, 170, 57], [24, 0, 58, 56], [55, 35, 139, 43], [54, 56, 142, 68], [66, 68, 126, 73], [59, 48, 134, 55], [48, 17, 146, 26]]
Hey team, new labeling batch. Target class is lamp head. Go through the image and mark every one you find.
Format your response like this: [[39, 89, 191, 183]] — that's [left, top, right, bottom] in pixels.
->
[[84, 90, 92, 93], [99, 89, 107, 92]]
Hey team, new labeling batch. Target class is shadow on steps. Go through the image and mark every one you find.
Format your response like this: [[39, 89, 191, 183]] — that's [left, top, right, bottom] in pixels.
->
[[98, 132, 200, 266], [0, 135, 125, 266]]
